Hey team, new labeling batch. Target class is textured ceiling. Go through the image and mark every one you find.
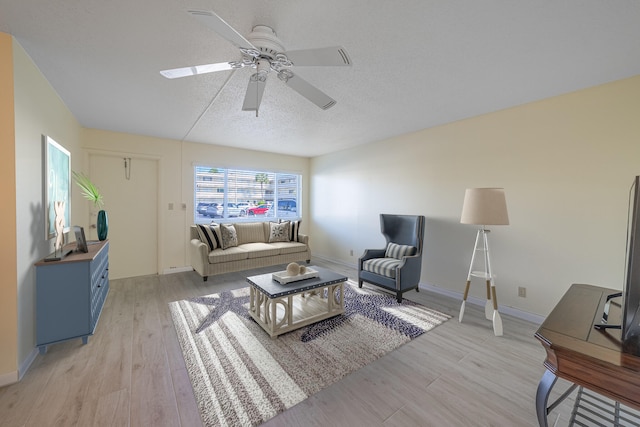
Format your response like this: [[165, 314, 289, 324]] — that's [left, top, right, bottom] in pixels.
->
[[1, 0, 639, 157]]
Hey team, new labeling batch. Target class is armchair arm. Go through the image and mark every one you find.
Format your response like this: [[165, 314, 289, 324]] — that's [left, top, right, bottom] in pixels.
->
[[397, 253, 423, 290], [189, 239, 209, 276], [297, 233, 309, 245], [359, 248, 386, 269]]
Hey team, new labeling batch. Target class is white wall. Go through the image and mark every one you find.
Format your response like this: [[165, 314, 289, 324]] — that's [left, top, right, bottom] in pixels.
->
[[82, 129, 310, 273], [310, 75, 640, 318], [12, 38, 83, 376]]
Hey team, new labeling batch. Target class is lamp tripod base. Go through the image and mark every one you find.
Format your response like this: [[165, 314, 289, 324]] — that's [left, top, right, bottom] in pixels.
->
[[459, 229, 503, 337]]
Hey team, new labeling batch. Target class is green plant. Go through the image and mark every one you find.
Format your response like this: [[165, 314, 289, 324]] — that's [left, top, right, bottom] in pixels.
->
[[72, 171, 104, 208]]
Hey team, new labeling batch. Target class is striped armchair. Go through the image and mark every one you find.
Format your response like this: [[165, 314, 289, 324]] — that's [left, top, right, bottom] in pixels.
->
[[358, 214, 425, 303]]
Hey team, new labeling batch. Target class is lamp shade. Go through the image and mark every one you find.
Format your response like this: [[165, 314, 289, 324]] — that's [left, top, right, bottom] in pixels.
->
[[460, 188, 510, 225]]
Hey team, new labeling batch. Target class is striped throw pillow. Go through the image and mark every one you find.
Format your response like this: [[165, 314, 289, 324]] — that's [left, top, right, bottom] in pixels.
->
[[385, 242, 416, 259], [280, 219, 301, 242], [196, 224, 221, 251]]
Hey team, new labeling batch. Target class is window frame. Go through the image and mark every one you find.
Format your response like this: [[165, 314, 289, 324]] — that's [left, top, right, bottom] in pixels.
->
[[193, 166, 301, 224]]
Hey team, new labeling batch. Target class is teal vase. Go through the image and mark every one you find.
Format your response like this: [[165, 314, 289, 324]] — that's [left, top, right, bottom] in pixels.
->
[[97, 210, 108, 241]]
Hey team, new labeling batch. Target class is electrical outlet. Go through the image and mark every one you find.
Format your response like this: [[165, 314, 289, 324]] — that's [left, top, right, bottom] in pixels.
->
[[518, 287, 527, 298]]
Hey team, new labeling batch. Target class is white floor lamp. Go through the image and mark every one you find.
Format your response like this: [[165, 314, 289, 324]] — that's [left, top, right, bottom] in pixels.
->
[[459, 188, 510, 336]]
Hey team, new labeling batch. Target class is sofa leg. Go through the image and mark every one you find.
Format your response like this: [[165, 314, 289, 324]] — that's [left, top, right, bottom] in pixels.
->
[[306, 259, 310, 264], [416, 286, 420, 293], [203, 276, 208, 282], [396, 292, 402, 303], [358, 279, 363, 288]]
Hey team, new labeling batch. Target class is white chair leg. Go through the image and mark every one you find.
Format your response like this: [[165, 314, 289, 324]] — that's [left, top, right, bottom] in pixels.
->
[[459, 300, 466, 322]]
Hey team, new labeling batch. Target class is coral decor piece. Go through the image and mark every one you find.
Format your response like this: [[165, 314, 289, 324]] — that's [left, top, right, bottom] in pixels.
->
[[54, 200, 65, 252]]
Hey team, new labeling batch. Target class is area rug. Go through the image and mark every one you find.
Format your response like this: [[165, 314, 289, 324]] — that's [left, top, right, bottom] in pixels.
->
[[169, 280, 450, 427]]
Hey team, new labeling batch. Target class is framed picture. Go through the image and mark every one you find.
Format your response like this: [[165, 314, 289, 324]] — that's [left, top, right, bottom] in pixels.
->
[[43, 135, 71, 240], [73, 226, 88, 253]]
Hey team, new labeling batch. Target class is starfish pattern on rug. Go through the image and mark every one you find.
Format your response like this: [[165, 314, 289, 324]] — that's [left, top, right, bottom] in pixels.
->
[[189, 290, 251, 334], [300, 286, 426, 342]]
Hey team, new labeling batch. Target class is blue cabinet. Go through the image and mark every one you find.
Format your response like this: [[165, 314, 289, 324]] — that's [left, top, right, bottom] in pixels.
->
[[35, 240, 109, 353]]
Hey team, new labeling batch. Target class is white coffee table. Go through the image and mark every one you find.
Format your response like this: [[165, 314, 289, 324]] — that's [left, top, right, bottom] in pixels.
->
[[247, 266, 347, 338]]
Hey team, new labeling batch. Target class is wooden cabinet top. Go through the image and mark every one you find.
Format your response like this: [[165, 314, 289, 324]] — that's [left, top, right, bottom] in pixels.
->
[[535, 283, 640, 372], [35, 240, 108, 266]]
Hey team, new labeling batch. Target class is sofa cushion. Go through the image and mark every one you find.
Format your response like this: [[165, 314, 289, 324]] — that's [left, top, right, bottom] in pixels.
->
[[362, 257, 402, 278], [279, 219, 301, 242], [235, 222, 267, 245], [239, 242, 282, 259], [207, 246, 248, 264], [220, 224, 238, 249], [268, 221, 290, 243], [385, 242, 416, 259], [269, 241, 308, 255], [196, 224, 221, 250]]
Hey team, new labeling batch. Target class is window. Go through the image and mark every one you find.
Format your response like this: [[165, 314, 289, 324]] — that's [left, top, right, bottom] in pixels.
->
[[194, 166, 301, 224]]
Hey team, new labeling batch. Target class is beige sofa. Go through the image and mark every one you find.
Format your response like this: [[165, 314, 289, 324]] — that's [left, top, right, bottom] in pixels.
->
[[190, 222, 310, 281]]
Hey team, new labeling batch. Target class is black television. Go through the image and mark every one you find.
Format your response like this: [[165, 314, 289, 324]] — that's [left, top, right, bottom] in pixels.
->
[[622, 176, 640, 355]]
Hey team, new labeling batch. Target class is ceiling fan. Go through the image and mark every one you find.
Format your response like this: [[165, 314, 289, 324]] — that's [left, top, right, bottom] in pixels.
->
[[160, 10, 352, 113]]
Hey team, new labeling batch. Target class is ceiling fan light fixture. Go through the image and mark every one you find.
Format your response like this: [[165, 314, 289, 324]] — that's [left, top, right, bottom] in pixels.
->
[[247, 25, 285, 59], [277, 69, 294, 82]]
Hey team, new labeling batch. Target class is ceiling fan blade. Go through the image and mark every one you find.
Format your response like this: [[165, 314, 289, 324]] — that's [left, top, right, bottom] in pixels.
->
[[284, 46, 352, 67], [284, 73, 337, 110], [242, 75, 267, 111], [159, 62, 235, 79], [188, 10, 257, 52]]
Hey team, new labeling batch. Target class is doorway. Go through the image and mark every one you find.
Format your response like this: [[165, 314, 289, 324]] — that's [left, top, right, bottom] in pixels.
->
[[89, 154, 158, 279]]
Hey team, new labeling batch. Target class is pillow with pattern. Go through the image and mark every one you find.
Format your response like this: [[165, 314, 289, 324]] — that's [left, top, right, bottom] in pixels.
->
[[220, 224, 238, 249], [268, 221, 290, 243], [385, 242, 416, 259], [196, 224, 221, 251], [279, 219, 301, 242]]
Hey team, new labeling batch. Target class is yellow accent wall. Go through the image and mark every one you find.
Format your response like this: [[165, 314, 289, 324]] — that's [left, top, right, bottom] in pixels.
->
[[0, 33, 18, 383]]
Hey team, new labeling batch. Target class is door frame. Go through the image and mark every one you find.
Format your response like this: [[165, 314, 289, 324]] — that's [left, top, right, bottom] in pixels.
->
[[83, 149, 163, 276]]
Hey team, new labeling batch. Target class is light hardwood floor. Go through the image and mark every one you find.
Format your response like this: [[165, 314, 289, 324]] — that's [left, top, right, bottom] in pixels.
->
[[0, 258, 578, 426]]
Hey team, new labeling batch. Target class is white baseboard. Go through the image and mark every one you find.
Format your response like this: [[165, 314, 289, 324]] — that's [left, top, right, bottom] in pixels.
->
[[312, 254, 358, 270], [162, 266, 193, 275], [313, 254, 545, 325], [18, 347, 39, 381], [418, 282, 545, 325], [0, 346, 38, 387], [0, 369, 18, 388]]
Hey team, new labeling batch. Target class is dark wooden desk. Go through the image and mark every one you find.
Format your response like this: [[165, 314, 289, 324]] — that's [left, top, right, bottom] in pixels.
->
[[535, 283, 640, 426]]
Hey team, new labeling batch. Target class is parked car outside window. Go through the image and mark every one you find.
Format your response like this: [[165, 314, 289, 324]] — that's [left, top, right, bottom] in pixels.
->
[[196, 202, 213, 216], [236, 202, 251, 216], [247, 204, 270, 216], [277, 199, 297, 216], [221, 202, 241, 217], [205, 203, 221, 218]]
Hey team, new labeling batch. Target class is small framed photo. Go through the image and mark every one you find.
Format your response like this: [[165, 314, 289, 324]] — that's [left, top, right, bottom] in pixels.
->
[[74, 226, 88, 253]]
